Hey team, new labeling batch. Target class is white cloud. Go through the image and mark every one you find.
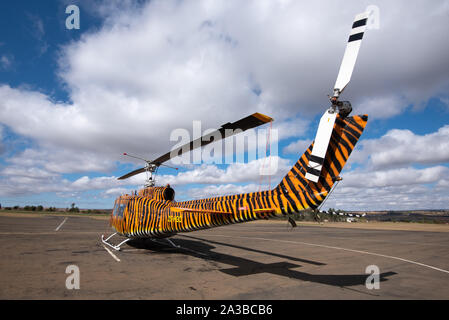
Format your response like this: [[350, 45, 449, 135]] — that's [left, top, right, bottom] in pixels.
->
[[0, 125, 4, 154], [186, 183, 263, 199], [353, 94, 408, 119], [350, 125, 449, 169], [283, 139, 311, 155], [341, 166, 448, 189], [271, 117, 310, 140], [1, 0, 448, 163], [324, 182, 449, 211], [101, 187, 132, 198], [0, 55, 13, 70], [158, 156, 292, 186]]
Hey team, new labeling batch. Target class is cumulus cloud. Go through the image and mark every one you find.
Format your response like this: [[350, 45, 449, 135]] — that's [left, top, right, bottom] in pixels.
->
[[341, 166, 448, 189], [350, 125, 449, 169], [0, 125, 4, 154], [324, 182, 449, 211], [283, 139, 311, 155], [1, 0, 448, 162], [186, 183, 264, 199], [353, 94, 409, 119], [158, 156, 292, 186], [0, 154, 292, 198]]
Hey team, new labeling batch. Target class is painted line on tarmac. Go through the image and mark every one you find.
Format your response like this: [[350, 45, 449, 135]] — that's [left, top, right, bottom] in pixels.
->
[[102, 245, 121, 262], [203, 234, 449, 275], [217, 230, 449, 247], [55, 217, 68, 231]]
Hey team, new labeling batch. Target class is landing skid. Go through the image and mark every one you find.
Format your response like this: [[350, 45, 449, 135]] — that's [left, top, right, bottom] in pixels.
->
[[150, 238, 180, 249], [101, 233, 130, 251]]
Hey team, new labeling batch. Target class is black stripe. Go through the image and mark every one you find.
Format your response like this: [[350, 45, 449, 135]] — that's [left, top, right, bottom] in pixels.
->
[[328, 137, 344, 173], [275, 188, 286, 215], [279, 181, 296, 213], [282, 177, 301, 212], [343, 129, 359, 148], [309, 154, 324, 165], [306, 166, 321, 177], [346, 116, 364, 132], [255, 194, 264, 211], [348, 32, 364, 42], [342, 120, 362, 139], [352, 18, 367, 29]]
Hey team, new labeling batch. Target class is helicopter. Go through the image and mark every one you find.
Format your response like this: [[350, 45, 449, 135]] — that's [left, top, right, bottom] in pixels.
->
[[102, 11, 370, 251]]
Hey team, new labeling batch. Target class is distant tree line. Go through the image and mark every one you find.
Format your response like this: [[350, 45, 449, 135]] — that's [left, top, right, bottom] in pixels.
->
[[0, 204, 78, 212], [0, 203, 109, 214]]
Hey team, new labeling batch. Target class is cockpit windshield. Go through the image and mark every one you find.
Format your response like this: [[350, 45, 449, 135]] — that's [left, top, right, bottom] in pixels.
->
[[112, 198, 129, 218]]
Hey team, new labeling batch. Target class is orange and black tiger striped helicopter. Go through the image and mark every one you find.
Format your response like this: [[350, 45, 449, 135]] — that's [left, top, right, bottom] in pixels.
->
[[102, 12, 370, 251]]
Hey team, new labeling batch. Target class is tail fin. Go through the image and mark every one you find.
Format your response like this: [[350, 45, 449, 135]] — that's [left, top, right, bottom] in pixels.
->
[[275, 114, 368, 210]]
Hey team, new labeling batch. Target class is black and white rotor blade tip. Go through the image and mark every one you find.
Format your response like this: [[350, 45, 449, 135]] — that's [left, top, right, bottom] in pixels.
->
[[333, 11, 369, 97]]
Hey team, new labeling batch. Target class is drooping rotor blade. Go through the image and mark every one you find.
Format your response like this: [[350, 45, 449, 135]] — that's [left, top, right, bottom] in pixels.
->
[[118, 167, 146, 180], [333, 12, 369, 97], [150, 112, 273, 166], [117, 112, 273, 180]]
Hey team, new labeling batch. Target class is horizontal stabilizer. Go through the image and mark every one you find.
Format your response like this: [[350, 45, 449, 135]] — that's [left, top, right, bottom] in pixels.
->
[[171, 207, 233, 214], [253, 208, 276, 213]]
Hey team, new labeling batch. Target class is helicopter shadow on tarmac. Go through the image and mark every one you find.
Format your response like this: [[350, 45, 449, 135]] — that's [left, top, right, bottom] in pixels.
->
[[125, 235, 397, 289]]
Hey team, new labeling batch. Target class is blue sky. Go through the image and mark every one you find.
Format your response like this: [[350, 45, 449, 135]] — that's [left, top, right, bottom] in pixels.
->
[[0, 0, 448, 210]]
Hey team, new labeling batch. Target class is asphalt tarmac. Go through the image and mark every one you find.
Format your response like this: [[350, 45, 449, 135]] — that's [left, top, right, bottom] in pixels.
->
[[1, 214, 448, 299]]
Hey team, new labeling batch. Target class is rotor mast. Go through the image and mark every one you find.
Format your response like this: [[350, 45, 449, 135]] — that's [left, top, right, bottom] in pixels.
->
[[122, 153, 158, 187]]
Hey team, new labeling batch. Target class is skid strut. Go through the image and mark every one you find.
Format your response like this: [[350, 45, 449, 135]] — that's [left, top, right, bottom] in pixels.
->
[[101, 233, 130, 251], [150, 238, 180, 249]]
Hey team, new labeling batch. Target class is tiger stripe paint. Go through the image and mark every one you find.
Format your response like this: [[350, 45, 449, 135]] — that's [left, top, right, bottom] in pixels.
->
[[110, 114, 368, 239]]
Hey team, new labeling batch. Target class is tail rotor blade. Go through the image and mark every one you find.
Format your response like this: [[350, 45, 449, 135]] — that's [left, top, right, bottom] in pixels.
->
[[333, 12, 369, 98], [305, 110, 337, 183]]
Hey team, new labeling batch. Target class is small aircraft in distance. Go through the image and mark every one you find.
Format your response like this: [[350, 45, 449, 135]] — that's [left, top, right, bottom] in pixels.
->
[[102, 12, 370, 251]]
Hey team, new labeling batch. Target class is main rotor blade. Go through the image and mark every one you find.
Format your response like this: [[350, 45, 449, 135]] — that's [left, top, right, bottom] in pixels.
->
[[117, 112, 273, 180], [150, 112, 273, 166], [333, 12, 369, 97], [117, 167, 146, 180]]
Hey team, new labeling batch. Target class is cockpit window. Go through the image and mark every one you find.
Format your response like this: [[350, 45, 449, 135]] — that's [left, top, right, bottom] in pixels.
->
[[113, 199, 128, 217], [117, 202, 127, 217], [112, 202, 119, 216]]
